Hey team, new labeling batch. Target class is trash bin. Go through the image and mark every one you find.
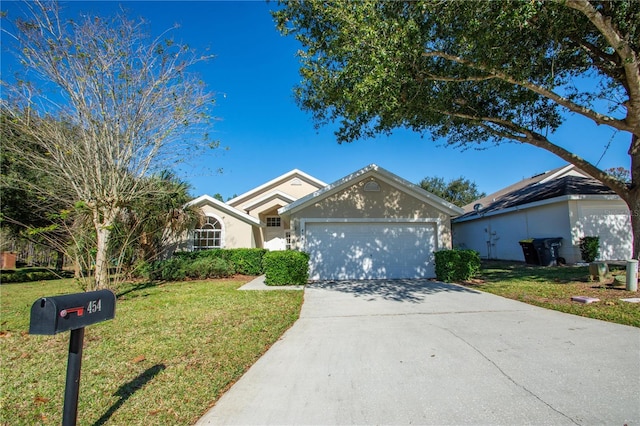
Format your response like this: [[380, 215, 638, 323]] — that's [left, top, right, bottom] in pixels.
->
[[533, 238, 563, 266], [519, 238, 563, 266], [519, 239, 540, 265]]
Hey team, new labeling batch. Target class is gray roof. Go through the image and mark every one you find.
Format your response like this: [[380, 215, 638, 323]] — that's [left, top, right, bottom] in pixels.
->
[[455, 174, 617, 222]]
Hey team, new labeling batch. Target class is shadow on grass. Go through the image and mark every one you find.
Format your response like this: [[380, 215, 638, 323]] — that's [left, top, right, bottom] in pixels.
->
[[93, 364, 166, 426], [479, 261, 590, 284], [116, 281, 160, 299], [309, 279, 481, 303]]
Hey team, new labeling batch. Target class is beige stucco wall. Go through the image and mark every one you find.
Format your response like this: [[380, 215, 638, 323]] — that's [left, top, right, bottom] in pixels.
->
[[199, 204, 256, 249], [229, 175, 323, 212], [287, 178, 454, 251]]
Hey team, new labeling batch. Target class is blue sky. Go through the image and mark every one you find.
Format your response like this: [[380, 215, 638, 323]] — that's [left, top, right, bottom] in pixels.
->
[[1, 1, 630, 201]]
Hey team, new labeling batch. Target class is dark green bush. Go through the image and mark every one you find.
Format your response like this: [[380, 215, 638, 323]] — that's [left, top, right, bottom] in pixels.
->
[[434, 249, 481, 282], [1, 269, 73, 283], [185, 257, 235, 279], [229, 248, 267, 275], [145, 248, 265, 281], [579, 236, 600, 263], [159, 258, 187, 281], [262, 251, 309, 286]]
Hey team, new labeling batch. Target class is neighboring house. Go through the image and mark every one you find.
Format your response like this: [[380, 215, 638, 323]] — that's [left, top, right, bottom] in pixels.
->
[[452, 165, 632, 264], [184, 164, 464, 280]]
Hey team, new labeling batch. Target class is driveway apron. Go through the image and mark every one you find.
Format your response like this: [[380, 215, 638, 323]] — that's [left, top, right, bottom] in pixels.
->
[[196, 280, 640, 425]]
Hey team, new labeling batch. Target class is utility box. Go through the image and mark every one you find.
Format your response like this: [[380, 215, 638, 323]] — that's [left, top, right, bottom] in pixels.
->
[[29, 289, 116, 335], [1, 252, 16, 270]]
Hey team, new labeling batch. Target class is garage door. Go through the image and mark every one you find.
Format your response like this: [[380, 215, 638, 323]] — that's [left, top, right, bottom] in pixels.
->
[[305, 222, 436, 280]]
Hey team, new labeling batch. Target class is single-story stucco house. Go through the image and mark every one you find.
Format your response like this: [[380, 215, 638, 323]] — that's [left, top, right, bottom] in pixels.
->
[[182, 164, 464, 280], [452, 165, 632, 264]]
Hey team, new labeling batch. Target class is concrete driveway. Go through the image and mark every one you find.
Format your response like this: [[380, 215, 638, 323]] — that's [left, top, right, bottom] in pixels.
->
[[197, 280, 640, 425]]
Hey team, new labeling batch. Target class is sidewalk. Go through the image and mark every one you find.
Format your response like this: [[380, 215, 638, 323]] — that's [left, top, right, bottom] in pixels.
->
[[238, 275, 304, 291]]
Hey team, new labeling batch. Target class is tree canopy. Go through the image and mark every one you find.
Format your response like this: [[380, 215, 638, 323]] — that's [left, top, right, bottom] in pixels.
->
[[274, 0, 640, 257], [418, 176, 486, 207]]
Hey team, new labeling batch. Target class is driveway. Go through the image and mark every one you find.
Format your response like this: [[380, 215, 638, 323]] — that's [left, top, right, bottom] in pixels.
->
[[197, 280, 640, 425]]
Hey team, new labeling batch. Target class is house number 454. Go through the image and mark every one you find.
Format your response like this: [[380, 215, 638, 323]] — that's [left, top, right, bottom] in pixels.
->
[[87, 299, 102, 314]]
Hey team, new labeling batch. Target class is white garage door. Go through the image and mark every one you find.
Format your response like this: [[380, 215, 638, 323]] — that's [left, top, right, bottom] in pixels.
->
[[305, 222, 436, 280]]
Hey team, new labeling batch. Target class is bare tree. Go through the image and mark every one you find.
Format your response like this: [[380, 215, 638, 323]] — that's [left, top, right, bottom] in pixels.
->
[[1, 1, 215, 289]]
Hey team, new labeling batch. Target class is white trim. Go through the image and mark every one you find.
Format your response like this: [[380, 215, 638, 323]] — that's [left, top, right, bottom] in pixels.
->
[[186, 194, 261, 226], [239, 190, 297, 212], [279, 164, 464, 217], [539, 165, 577, 184], [453, 194, 625, 223], [227, 169, 327, 207]]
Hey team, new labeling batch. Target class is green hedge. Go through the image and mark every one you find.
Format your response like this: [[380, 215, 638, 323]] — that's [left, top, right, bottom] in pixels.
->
[[229, 248, 268, 275], [434, 249, 481, 282], [262, 251, 309, 286], [143, 248, 267, 281], [0, 269, 74, 283]]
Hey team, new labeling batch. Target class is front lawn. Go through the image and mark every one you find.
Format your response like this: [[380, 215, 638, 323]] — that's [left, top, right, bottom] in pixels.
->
[[0, 277, 303, 425], [461, 261, 640, 327]]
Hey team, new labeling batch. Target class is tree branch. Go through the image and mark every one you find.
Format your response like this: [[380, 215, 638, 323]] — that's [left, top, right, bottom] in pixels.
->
[[436, 108, 630, 197], [562, 0, 640, 132], [422, 50, 634, 133]]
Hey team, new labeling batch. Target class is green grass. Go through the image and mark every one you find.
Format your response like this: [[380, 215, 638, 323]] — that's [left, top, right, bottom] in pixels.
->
[[0, 277, 303, 425], [462, 261, 640, 327]]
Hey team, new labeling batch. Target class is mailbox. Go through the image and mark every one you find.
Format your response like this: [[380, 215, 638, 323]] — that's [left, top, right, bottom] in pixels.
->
[[29, 289, 116, 335]]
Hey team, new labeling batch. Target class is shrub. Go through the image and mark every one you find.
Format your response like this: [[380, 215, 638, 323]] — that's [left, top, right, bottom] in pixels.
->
[[0, 269, 73, 283], [229, 248, 267, 275], [185, 257, 235, 279], [434, 249, 481, 282], [579, 236, 600, 263], [158, 258, 187, 281], [262, 251, 309, 286]]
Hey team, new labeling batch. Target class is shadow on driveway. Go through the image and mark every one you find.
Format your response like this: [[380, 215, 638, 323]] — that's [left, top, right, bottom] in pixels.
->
[[308, 279, 481, 303]]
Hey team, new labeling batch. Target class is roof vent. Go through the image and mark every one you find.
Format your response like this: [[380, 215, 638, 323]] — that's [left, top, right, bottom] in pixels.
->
[[473, 203, 483, 212], [364, 180, 381, 192]]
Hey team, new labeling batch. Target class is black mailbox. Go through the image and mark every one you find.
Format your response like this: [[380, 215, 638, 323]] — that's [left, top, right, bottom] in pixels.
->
[[29, 289, 116, 335]]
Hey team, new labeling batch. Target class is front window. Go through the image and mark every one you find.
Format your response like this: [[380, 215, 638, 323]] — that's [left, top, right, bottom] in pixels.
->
[[194, 216, 222, 250], [266, 216, 281, 227]]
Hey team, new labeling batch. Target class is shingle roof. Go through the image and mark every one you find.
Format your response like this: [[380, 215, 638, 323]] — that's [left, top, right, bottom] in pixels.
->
[[455, 174, 617, 222]]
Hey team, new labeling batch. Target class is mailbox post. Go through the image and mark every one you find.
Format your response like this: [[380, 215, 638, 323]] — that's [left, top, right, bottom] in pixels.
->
[[29, 289, 116, 426]]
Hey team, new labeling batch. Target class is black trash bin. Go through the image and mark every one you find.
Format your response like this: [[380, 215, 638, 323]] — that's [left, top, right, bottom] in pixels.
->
[[519, 238, 563, 266], [533, 237, 563, 266], [519, 239, 540, 265]]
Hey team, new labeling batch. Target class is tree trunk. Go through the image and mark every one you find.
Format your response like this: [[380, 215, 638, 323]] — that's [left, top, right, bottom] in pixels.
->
[[629, 134, 640, 260], [55, 249, 64, 270], [93, 207, 118, 290], [631, 197, 640, 260]]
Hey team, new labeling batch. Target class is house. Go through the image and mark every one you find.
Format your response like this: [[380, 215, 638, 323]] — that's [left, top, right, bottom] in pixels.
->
[[184, 164, 464, 280], [185, 169, 327, 251], [452, 165, 632, 264]]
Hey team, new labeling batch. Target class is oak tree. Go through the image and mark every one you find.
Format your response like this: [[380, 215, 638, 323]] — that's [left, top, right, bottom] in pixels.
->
[[274, 0, 640, 257]]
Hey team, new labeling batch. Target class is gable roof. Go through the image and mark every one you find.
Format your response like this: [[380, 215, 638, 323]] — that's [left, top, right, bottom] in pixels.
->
[[461, 164, 587, 215], [454, 174, 619, 223], [187, 195, 262, 226], [278, 164, 465, 217], [226, 169, 327, 209]]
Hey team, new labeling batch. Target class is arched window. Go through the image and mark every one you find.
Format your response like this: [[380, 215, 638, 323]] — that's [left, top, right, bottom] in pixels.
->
[[194, 216, 223, 250]]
